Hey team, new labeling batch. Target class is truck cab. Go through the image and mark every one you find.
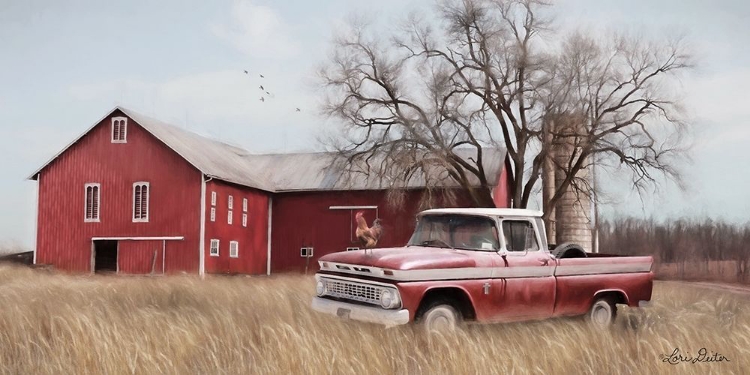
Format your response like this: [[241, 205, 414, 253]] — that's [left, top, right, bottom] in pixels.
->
[[312, 208, 653, 331]]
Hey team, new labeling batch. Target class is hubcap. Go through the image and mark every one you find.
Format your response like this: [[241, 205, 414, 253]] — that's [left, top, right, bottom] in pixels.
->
[[428, 311, 454, 332], [592, 304, 609, 325]]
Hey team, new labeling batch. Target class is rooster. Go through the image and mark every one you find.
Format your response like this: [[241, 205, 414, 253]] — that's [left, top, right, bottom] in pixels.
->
[[355, 211, 383, 248]]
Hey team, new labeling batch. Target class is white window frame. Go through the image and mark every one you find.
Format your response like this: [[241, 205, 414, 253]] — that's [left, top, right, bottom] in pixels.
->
[[242, 198, 248, 212], [210, 207, 216, 222], [228, 210, 233, 225], [300, 247, 314, 258], [229, 241, 239, 258], [210, 239, 220, 257], [242, 213, 247, 227], [228, 195, 234, 210], [499, 219, 541, 254], [132, 182, 150, 223], [84, 183, 101, 222], [211, 191, 217, 206], [111, 117, 128, 143]]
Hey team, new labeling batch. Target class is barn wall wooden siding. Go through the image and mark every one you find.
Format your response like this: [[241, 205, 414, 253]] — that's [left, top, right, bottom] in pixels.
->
[[35, 110, 202, 273], [33, 108, 512, 276], [269, 188, 506, 274], [203, 179, 270, 275]]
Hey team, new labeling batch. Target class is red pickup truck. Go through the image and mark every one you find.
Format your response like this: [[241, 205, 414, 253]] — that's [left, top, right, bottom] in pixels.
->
[[311, 208, 653, 332]]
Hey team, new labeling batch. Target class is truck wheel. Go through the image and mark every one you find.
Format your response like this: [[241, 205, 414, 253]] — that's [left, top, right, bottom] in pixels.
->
[[588, 297, 617, 327], [421, 303, 462, 333]]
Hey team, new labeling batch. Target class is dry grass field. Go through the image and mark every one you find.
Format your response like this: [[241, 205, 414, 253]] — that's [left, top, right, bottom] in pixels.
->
[[0, 265, 747, 375]]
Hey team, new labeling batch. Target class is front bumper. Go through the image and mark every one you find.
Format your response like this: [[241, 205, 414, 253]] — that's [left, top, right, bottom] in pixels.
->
[[311, 297, 410, 328]]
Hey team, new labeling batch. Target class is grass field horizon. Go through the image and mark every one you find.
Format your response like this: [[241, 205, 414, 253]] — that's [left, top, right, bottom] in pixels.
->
[[0, 264, 747, 374]]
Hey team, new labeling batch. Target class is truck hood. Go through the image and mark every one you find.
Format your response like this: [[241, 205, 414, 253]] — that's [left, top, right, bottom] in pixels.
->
[[318, 246, 488, 271]]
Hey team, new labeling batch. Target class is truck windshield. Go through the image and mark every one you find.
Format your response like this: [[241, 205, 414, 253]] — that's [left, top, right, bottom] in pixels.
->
[[407, 214, 500, 251]]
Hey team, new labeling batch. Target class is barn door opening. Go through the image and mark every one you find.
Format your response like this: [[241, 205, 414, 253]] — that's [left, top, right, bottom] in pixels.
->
[[94, 240, 118, 273]]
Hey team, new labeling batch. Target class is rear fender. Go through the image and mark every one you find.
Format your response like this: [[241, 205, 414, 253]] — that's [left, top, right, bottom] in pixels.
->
[[592, 288, 630, 306]]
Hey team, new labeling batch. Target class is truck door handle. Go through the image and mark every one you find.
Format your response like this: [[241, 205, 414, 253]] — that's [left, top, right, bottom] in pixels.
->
[[538, 258, 549, 266]]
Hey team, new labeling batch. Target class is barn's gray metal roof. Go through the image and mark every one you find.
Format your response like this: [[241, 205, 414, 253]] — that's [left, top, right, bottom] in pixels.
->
[[29, 107, 507, 193], [119, 108, 275, 191], [249, 148, 506, 192]]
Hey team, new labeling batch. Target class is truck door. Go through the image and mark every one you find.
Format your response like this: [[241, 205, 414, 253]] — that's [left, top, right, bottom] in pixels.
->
[[490, 219, 556, 321]]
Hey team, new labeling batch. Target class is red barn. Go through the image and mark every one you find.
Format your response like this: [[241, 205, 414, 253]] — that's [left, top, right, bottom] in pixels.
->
[[29, 107, 510, 275]]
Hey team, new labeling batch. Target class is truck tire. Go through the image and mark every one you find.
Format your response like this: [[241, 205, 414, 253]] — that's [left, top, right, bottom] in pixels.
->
[[552, 243, 587, 259], [421, 302, 462, 333], [588, 297, 617, 327]]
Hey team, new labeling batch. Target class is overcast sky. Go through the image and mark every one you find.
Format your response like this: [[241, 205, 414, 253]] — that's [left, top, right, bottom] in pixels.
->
[[1, 0, 748, 248]]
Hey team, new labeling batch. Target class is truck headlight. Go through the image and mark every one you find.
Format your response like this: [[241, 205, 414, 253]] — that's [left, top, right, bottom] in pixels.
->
[[380, 288, 400, 309], [316, 280, 327, 296]]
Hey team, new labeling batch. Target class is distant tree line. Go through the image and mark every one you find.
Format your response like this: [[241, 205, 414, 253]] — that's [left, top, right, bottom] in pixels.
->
[[600, 218, 750, 282]]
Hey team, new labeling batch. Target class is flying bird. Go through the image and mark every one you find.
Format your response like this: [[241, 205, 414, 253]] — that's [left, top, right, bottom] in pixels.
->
[[355, 211, 383, 249], [296, 108, 301, 112], [259, 74, 264, 78], [259, 97, 265, 102], [259, 85, 264, 90], [243, 70, 248, 74]]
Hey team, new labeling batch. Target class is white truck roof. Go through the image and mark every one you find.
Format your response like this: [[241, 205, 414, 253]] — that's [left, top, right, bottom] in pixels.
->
[[420, 208, 544, 218]]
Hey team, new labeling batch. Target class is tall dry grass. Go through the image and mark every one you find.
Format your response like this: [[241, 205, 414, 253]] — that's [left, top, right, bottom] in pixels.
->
[[0, 264, 747, 375]]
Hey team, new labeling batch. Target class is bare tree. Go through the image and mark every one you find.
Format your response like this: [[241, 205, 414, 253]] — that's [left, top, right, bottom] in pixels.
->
[[320, 0, 691, 213]]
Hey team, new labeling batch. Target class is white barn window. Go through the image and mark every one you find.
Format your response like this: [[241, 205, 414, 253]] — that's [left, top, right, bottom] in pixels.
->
[[228, 195, 234, 210], [210, 207, 216, 222], [211, 191, 217, 206], [210, 239, 220, 256], [229, 241, 239, 258], [111, 117, 127, 143], [242, 198, 248, 212], [84, 183, 100, 222], [132, 182, 149, 222], [242, 213, 247, 227], [228, 210, 233, 225], [300, 247, 314, 258]]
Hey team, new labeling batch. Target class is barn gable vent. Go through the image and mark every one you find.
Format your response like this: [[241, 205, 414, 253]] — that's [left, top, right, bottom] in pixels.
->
[[84, 183, 100, 222], [111, 117, 127, 143], [132, 182, 149, 222]]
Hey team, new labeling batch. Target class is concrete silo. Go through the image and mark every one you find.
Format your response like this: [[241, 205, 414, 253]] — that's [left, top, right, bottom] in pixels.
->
[[542, 113, 595, 253]]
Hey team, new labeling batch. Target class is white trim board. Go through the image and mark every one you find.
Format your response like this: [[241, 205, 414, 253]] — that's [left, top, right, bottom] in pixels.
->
[[266, 196, 272, 275], [199, 175, 207, 276], [32, 172, 40, 265], [91, 236, 184, 241], [329, 205, 378, 210], [319, 261, 652, 282]]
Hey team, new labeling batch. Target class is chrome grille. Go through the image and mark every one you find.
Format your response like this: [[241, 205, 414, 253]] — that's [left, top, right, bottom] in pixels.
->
[[323, 278, 384, 306]]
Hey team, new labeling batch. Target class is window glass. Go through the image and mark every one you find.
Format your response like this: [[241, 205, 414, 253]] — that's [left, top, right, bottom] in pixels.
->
[[408, 215, 499, 251], [85, 184, 100, 221], [133, 182, 149, 222], [210, 239, 219, 256], [501, 220, 539, 252]]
